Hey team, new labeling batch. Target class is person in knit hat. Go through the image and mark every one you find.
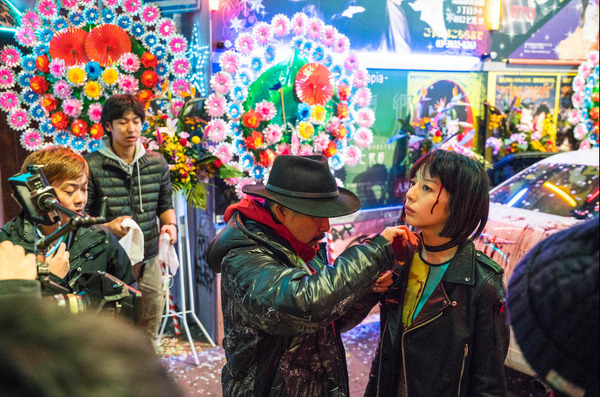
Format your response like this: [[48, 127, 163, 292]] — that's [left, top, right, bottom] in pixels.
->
[[507, 219, 599, 397]]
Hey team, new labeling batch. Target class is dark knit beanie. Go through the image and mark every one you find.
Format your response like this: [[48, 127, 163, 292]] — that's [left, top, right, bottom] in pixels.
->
[[507, 219, 599, 397]]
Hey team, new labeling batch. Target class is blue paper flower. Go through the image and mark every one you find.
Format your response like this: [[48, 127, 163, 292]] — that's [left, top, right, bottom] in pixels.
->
[[330, 154, 342, 169], [153, 45, 167, 60], [22, 55, 36, 71], [235, 138, 245, 152], [35, 44, 49, 56], [55, 131, 70, 145], [302, 41, 313, 52], [103, 9, 116, 24], [230, 122, 242, 137], [228, 103, 242, 119], [143, 34, 158, 49], [297, 103, 311, 121], [53, 16, 68, 30], [251, 166, 264, 180], [264, 45, 276, 63], [18, 71, 34, 87], [39, 120, 55, 136], [37, 27, 53, 44], [312, 46, 325, 62], [69, 12, 84, 27], [116, 15, 130, 29], [241, 153, 255, 169], [292, 37, 303, 50], [22, 89, 39, 104], [84, 7, 100, 24], [131, 22, 145, 39], [232, 86, 246, 102], [71, 136, 86, 152], [86, 61, 102, 80], [238, 70, 252, 86], [155, 63, 168, 77], [250, 57, 263, 72], [88, 140, 101, 152], [31, 104, 46, 120], [322, 54, 333, 67]]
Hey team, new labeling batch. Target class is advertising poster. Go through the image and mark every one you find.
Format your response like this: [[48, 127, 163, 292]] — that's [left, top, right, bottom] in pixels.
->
[[492, 0, 598, 60], [489, 73, 558, 118], [212, 0, 490, 56], [557, 74, 578, 149]]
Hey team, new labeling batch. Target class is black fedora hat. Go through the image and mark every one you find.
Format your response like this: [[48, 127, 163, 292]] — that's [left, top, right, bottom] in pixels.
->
[[242, 155, 361, 218]]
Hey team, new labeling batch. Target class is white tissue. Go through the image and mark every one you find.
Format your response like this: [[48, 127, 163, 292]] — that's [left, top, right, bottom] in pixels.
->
[[118, 218, 145, 265], [157, 233, 179, 275]]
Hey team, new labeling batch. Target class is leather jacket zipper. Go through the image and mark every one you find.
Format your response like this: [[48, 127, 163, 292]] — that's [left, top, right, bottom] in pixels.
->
[[400, 312, 443, 396], [457, 343, 469, 396]]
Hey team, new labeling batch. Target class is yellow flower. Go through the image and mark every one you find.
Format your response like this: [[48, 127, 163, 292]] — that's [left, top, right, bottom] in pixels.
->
[[84, 81, 102, 99], [432, 136, 442, 143], [191, 136, 201, 144], [102, 68, 119, 85], [67, 67, 86, 85], [298, 122, 314, 139], [311, 106, 326, 123]]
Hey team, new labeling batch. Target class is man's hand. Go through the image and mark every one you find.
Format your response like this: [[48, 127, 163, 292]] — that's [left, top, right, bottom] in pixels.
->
[[380, 225, 419, 260], [104, 215, 132, 238], [0, 241, 37, 280], [161, 223, 177, 245], [48, 242, 70, 278], [370, 270, 393, 294]]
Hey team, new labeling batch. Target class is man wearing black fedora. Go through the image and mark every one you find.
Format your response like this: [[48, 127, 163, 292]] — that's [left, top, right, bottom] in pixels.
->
[[208, 154, 418, 396]]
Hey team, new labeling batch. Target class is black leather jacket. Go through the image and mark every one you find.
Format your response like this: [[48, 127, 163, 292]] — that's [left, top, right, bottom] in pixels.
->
[[0, 212, 134, 290], [365, 240, 509, 397], [207, 211, 395, 397]]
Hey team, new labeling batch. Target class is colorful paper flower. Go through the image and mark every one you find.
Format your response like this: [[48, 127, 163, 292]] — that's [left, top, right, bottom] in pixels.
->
[[15, 27, 36, 47], [253, 22, 271, 45], [62, 98, 82, 118], [220, 51, 240, 75], [141, 70, 159, 88], [118, 74, 139, 94], [141, 4, 160, 24], [0, 67, 15, 89], [36, 0, 58, 19], [67, 67, 86, 86], [170, 58, 191, 76], [90, 123, 104, 139], [53, 80, 73, 99], [242, 109, 262, 129], [0, 46, 22, 68], [255, 100, 277, 121], [123, 0, 141, 14], [119, 53, 140, 73], [9, 109, 30, 131], [84, 81, 102, 99], [102, 68, 119, 86], [48, 58, 66, 78], [271, 14, 290, 37], [51, 111, 69, 130], [235, 34, 254, 56], [87, 102, 102, 123], [29, 75, 49, 94], [169, 36, 187, 54], [21, 129, 43, 150], [157, 19, 176, 38], [42, 94, 58, 112], [0, 91, 19, 112], [141, 52, 158, 69], [206, 94, 227, 118], [210, 72, 232, 96]]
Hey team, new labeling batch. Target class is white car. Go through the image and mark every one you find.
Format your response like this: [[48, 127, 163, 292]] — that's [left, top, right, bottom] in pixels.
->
[[475, 147, 599, 376]]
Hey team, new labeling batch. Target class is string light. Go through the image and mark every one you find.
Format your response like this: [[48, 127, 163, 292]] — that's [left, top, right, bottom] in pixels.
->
[[186, 24, 209, 97]]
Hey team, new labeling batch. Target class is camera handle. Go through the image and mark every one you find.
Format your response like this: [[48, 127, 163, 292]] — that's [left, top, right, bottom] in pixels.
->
[[35, 197, 107, 292]]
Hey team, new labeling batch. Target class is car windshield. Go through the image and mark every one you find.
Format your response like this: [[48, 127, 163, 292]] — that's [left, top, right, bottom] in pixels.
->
[[489, 162, 599, 220]]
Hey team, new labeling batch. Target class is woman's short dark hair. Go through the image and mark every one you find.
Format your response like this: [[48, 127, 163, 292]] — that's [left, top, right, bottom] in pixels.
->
[[100, 94, 146, 135], [405, 150, 489, 242]]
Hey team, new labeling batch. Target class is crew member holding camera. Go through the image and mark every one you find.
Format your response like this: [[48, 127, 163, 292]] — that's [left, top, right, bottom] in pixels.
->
[[0, 146, 134, 292]]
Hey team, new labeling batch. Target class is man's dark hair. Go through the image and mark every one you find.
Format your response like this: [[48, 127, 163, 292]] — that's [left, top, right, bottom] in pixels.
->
[[406, 149, 489, 243], [0, 298, 184, 397], [101, 94, 146, 135]]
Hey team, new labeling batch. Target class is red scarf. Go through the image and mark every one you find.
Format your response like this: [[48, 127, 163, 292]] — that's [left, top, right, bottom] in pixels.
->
[[224, 198, 319, 265]]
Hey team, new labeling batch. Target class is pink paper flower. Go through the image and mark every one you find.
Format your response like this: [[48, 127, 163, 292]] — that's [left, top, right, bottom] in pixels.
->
[[567, 109, 581, 125], [343, 145, 362, 167], [572, 92, 584, 108], [352, 68, 369, 88], [235, 178, 255, 199], [235, 33, 255, 56], [205, 94, 226, 117], [62, 0, 78, 10], [298, 144, 314, 155], [271, 14, 290, 37], [206, 119, 228, 142], [16, 27, 36, 47], [572, 75, 586, 92], [171, 99, 184, 116], [579, 139, 591, 150], [142, 4, 161, 23], [356, 108, 375, 128], [578, 62, 592, 79], [314, 133, 330, 151], [333, 35, 350, 54], [0, 91, 19, 112], [36, 0, 58, 18], [21, 11, 42, 30], [171, 58, 191, 76], [587, 50, 599, 64], [20, 129, 43, 150], [88, 102, 103, 123], [0, 67, 15, 89], [169, 36, 187, 54], [276, 143, 292, 155], [123, 0, 141, 14], [224, 177, 241, 187], [213, 143, 234, 164], [0, 46, 21, 67], [171, 79, 190, 94], [8, 109, 30, 131], [291, 13, 307, 36], [49, 58, 66, 78], [263, 124, 283, 144], [220, 51, 240, 75], [103, 0, 119, 8], [119, 53, 140, 73], [354, 127, 373, 147], [322, 26, 337, 47], [253, 22, 271, 45], [53, 80, 72, 99], [355, 88, 372, 108], [63, 98, 83, 118], [344, 51, 359, 71], [118, 75, 139, 94], [325, 117, 342, 133], [255, 100, 276, 121], [307, 18, 323, 40], [210, 72, 232, 96], [158, 19, 177, 38], [574, 123, 589, 140]]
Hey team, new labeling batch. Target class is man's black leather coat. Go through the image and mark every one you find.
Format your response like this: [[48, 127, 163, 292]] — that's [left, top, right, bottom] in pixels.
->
[[207, 211, 395, 397]]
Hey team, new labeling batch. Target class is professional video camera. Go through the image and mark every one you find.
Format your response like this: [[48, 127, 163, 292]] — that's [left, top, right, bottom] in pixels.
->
[[8, 165, 140, 322]]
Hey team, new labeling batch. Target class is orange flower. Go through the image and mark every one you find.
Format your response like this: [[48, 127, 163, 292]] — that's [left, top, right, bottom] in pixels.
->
[[141, 70, 159, 88], [35, 55, 49, 73], [42, 95, 58, 112], [90, 123, 104, 140], [137, 89, 155, 104], [141, 52, 158, 69], [51, 111, 69, 130], [259, 149, 276, 167], [242, 110, 262, 129], [338, 83, 350, 102], [323, 141, 337, 157], [30, 75, 49, 94], [337, 103, 349, 119], [71, 119, 89, 137], [245, 130, 264, 150], [590, 106, 599, 121]]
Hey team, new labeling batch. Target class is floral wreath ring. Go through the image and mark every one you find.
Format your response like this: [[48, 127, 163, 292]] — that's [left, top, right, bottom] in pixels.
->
[[0, 0, 191, 154], [568, 50, 599, 150], [202, 12, 375, 198]]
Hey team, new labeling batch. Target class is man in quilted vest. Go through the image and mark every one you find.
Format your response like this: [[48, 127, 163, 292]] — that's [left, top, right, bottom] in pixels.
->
[[85, 94, 177, 346]]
